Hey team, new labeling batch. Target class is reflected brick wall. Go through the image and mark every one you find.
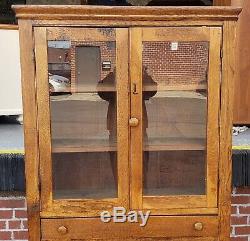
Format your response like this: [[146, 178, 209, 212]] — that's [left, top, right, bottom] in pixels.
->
[[142, 41, 209, 86]]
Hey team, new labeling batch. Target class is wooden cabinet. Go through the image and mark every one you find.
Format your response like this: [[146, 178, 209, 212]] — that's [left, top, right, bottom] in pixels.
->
[[14, 5, 241, 241]]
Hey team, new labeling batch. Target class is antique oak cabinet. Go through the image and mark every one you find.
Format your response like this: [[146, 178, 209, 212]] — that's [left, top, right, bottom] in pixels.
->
[[14, 5, 241, 241]]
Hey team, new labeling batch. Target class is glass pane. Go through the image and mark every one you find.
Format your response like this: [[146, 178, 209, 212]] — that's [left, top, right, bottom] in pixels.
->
[[48, 37, 118, 199], [142, 41, 209, 196]]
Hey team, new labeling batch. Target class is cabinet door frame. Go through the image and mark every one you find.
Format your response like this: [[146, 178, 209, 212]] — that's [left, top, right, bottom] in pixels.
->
[[130, 26, 222, 213], [34, 27, 130, 217]]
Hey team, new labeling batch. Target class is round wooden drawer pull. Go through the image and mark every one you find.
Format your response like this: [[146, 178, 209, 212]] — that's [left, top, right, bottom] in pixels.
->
[[194, 222, 203, 231], [129, 117, 139, 127], [57, 226, 68, 234]]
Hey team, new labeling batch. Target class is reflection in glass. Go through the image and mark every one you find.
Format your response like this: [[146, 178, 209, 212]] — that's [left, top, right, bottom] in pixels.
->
[[142, 41, 209, 196], [48, 40, 118, 199]]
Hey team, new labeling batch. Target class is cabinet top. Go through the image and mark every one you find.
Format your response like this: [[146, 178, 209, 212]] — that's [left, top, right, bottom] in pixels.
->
[[13, 5, 241, 23]]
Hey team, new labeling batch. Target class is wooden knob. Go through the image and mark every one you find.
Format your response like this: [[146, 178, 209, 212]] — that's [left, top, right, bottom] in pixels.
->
[[194, 222, 203, 231], [129, 117, 139, 127], [57, 226, 68, 234]]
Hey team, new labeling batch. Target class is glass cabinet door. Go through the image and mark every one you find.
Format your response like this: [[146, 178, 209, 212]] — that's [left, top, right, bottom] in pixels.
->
[[130, 27, 221, 212], [34, 27, 129, 216]]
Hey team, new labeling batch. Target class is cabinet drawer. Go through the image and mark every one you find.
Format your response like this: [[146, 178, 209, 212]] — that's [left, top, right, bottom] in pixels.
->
[[41, 216, 218, 240]]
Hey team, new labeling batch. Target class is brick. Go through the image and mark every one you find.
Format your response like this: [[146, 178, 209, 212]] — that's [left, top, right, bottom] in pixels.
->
[[231, 237, 248, 241], [0, 210, 13, 219], [235, 226, 250, 235], [13, 230, 29, 240], [14, 210, 27, 219], [231, 216, 248, 225], [232, 206, 238, 214], [235, 188, 250, 194], [231, 226, 234, 235], [232, 196, 250, 204], [22, 220, 28, 229], [8, 220, 22, 229], [0, 231, 12, 240], [239, 206, 250, 215], [0, 221, 6, 229], [0, 199, 25, 208]]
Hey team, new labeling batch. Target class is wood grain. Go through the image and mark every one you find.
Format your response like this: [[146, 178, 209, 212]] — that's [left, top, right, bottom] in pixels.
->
[[144, 196, 207, 209], [130, 27, 143, 210], [34, 19, 226, 27], [206, 27, 221, 208], [42, 238, 217, 241], [142, 27, 210, 41], [0, 24, 18, 30], [34, 27, 53, 211], [18, 20, 41, 241], [232, 0, 250, 124], [219, 20, 237, 241], [47, 27, 115, 41], [40, 207, 218, 218], [12, 6, 241, 22], [116, 28, 130, 209], [41, 216, 219, 240]]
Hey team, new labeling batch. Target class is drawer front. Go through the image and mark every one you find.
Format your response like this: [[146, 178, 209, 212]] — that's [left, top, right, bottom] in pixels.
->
[[41, 216, 218, 240]]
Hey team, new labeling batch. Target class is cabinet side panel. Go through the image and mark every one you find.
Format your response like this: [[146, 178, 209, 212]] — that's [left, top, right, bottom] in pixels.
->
[[18, 20, 41, 241], [219, 20, 237, 241]]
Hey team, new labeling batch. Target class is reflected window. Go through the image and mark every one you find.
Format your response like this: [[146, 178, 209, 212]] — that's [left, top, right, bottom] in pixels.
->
[[47, 39, 118, 199]]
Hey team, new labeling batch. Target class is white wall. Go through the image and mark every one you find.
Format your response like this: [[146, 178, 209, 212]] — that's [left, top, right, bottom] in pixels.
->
[[0, 29, 22, 115]]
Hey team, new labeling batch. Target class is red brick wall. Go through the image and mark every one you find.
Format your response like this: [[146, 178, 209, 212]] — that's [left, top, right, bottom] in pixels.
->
[[0, 197, 28, 241], [231, 187, 250, 241], [0, 188, 250, 240], [142, 41, 209, 85], [69, 41, 208, 90]]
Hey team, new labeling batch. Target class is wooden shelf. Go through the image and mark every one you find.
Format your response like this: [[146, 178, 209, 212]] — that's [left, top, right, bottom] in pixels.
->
[[52, 145, 117, 153], [52, 137, 205, 153], [52, 139, 116, 153], [145, 137, 205, 151], [54, 188, 117, 199]]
